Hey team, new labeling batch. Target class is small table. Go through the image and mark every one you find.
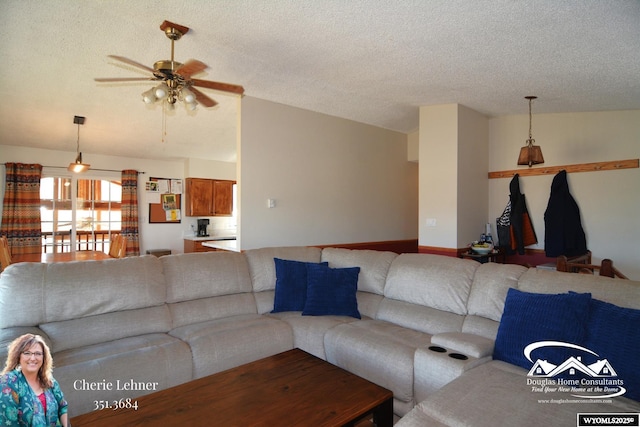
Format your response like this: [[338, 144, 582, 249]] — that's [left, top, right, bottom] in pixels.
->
[[460, 249, 503, 264], [70, 348, 393, 427]]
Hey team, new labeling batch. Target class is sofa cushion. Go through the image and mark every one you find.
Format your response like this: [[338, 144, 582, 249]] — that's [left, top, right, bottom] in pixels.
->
[[268, 312, 357, 359], [169, 314, 293, 378], [493, 288, 591, 369], [40, 305, 173, 353], [517, 267, 640, 310], [162, 252, 252, 302], [303, 264, 361, 319], [168, 293, 257, 328], [584, 298, 640, 401], [321, 247, 397, 295], [0, 256, 166, 328], [324, 319, 432, 416], [376, 298, 465, 335], [384, 254, 478, 315], [356, 291, 385, 319], [244, 246, 322, 292], [0, 263, 48, 327], [271, 258, 327, 313], [467, 262, 528, 322]]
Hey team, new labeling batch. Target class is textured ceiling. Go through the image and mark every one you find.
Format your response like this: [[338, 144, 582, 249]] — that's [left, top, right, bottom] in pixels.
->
[[1, 0, 639, 163]]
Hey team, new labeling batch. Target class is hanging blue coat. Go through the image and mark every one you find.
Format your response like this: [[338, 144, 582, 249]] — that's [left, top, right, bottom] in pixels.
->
[[544, 170, 587, 257]]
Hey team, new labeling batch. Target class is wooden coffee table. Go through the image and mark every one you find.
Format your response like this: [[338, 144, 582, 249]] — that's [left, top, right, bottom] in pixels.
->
[[70, 348, 393, 426]]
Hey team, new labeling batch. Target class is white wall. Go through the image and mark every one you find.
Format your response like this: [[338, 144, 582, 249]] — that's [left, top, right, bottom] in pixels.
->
[[488, 110, 640, 279], [419, 104, 460, 248], [184, 158, 236, 180], [239, 97, 418, 250], [0, 145, 236, 254], [407, 130, 419, 162], [457, 105, 489, 247], [419, 104, 489, 249]]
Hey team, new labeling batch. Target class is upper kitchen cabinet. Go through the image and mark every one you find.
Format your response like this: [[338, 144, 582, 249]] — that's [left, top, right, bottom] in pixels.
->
[[213, 180, 234, 216], [185, 178, 235, 217]]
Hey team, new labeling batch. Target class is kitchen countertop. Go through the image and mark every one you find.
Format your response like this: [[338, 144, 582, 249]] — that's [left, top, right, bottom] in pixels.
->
[[202, 240, 239, 252], [184, 235, 237, 241]]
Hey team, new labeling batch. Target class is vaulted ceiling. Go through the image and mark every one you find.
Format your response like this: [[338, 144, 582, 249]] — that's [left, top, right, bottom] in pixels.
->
[[1, 1, 639, 162]]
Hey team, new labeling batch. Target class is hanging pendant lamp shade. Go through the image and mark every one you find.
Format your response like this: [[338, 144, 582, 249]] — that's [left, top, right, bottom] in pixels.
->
[[68, 152, 90, 173], [517, 96, 544, 167], [517, 145, 544, 167], [68, 116, 90, 173]]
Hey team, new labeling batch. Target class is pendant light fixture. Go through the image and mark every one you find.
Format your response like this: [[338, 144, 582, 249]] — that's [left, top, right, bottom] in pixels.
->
[[67, 115, 90, 173], [517, 96, 544, 167]]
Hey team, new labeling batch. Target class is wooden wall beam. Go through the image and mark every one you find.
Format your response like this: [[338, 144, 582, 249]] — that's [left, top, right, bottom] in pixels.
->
[[488, 159, 638, 179]]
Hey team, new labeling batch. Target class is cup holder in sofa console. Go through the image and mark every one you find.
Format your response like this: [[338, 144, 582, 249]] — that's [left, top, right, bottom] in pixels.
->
[[448, 352, 469, 360], [428, 345, 447, 353]]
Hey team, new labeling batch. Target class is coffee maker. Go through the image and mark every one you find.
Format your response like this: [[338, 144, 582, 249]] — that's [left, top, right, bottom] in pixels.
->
[[197, 219, 210, 237]]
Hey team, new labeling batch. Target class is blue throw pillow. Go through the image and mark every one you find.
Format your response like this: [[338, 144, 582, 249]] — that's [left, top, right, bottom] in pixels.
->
[[302, 263, 361, 319], [584, 299, 640, 402], [271, 258, 327, 313], [493, 288, 591, 369]]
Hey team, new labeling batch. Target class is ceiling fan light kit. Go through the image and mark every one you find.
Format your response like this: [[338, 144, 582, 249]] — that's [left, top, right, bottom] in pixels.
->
[[68, 116, 90, 173], [95, 20, 245, 113], [517, 95, 545, 167]]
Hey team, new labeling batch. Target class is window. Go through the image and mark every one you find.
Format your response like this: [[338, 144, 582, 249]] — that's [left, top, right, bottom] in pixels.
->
[[40, 176, 122, 253]]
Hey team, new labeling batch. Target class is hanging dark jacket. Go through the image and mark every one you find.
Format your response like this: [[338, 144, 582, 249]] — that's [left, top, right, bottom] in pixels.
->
[[508, 174, 537, 255], [544, 170, 587, 257]]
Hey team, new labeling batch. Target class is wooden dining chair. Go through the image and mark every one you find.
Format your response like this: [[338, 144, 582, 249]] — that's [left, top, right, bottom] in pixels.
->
[[117, 237, 127, 258], [108, 235, 122, 258], [556, 251, 628, 279], [0, 236, 12, 272]]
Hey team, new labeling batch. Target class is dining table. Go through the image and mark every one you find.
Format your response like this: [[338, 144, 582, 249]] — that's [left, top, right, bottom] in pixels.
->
[[12, 250, 113, 264]]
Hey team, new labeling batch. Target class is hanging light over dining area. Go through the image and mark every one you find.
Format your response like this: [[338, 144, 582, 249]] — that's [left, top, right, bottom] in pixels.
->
[[68, 115, 90, 173]]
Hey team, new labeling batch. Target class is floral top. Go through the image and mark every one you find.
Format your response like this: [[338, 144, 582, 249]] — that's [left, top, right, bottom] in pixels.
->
[[0, 369, 68, 426]]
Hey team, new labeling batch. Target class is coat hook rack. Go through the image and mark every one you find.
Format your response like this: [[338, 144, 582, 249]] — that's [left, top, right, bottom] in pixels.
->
[[488, 159, 638, 179]]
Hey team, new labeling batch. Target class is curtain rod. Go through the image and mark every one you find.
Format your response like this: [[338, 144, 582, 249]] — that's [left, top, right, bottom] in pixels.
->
[[3, 164, 146, 174], [42, 165, 146, 174]]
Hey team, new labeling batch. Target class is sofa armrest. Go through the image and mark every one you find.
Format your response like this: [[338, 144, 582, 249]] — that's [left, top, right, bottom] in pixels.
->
[[431, 332, 494, 358]]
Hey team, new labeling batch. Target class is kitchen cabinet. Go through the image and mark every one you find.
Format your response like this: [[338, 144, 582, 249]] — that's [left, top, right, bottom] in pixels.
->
[[184, 178, 235, 217], [184, 239, 219, 253], [213, 180, 234, 216]]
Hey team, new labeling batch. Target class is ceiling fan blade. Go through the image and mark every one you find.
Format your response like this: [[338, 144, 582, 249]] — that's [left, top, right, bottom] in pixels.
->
[[94, 77, 154, 82], [175, 60, 208, 79], [190, 87, 218, 108], [107, 55, 155, 73], [192, 79, 245, 95]]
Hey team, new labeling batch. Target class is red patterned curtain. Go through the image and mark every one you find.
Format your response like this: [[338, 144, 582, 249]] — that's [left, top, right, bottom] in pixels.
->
[[1, 163, 43, 255], [121, 169, 140, 256]]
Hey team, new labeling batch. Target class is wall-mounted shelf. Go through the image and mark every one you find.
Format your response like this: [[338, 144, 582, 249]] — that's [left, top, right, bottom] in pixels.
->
[[488, 159, 638, 179]]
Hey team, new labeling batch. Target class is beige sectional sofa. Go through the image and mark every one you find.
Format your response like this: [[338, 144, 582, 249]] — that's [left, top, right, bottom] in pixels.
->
[[0, 246, 638, 425]]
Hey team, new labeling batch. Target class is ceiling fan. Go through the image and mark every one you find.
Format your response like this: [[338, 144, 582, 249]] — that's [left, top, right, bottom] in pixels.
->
[[95, 20, 244, 110]]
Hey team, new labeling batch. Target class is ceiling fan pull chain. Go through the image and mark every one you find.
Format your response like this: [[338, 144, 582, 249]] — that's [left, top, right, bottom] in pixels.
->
[[161, 103, 167, 143]]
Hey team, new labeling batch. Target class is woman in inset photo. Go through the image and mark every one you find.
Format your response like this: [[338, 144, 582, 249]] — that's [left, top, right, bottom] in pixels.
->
[[0, 334, 68, 426]]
